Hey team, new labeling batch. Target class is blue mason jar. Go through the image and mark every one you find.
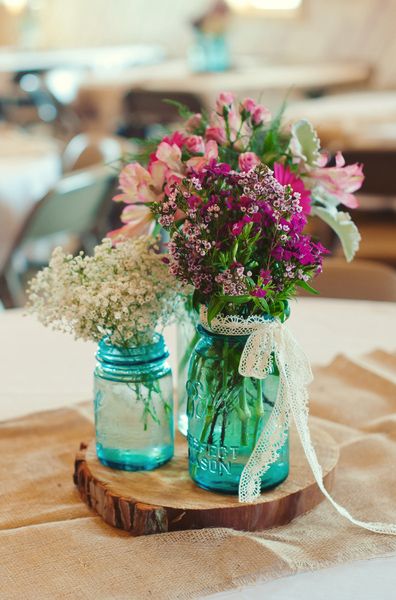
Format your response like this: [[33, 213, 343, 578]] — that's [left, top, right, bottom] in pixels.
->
[[93, 334, 174, 471], [188, 32, 230, 73], [187, 325, 289, 493], [176, 308, 200, 436]]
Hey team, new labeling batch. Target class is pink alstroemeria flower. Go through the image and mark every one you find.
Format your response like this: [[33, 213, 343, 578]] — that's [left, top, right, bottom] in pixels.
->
[[155, 141, 184, 174], [187, 140, 219, 172], [273, 162, 312, 214], [238, 152, 260, 172], [309, 152, 364, 209], [113, 162, 163, 205], [110, 159, 171, 239], [107, 204, 154, 240]]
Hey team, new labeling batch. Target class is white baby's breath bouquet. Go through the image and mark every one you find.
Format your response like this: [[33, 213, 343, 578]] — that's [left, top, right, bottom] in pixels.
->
[[27, 236, 184, 347]]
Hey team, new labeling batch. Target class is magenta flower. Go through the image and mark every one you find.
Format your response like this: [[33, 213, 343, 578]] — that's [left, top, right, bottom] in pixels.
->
[[230, 215, 254, 236], [251, 287, 267, 298], [238, 152, 260, 172], [259, 269, 271, 284], [161, 131, 186, 148], [308, 152, 364, 209], [273, 162, 312, 214]]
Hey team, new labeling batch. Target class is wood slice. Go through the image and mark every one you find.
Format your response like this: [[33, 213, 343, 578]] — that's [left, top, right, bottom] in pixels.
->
[[74, 420, 339, 536]]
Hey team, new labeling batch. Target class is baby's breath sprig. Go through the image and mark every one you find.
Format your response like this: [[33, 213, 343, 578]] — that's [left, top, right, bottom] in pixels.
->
[[27, 236, 186, 348]]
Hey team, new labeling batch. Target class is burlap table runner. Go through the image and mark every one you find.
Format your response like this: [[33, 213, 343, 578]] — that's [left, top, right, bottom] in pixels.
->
[[1, 352, 396, 600]]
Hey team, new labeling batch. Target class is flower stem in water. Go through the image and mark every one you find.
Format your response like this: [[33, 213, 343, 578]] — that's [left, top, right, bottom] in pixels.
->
[[253, 378, 265, 444], [238, 378, 251, 446]]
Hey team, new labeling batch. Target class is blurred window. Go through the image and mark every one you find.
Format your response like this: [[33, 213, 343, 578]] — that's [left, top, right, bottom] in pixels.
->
[[227, 0, 302, 15]]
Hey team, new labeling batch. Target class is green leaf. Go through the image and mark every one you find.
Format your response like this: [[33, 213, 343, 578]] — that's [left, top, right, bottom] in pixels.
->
[[192, 289, 202, 313], [221, 294, 251, 305], [163, 99, 193, 120], [252, 297, 264, 312], [152, 222, 161, 237], [207, 296, 226, 325], [231, 239, 239, 260], [295, 280, 319, 295], [256, 296, 270, 313]]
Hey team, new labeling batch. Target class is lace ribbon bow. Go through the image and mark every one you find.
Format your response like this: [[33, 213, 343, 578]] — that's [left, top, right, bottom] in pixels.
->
[[200, 306, 396, 535]]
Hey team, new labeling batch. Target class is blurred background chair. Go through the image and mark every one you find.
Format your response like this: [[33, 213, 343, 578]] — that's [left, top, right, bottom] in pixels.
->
[[299, 258, 396, 302], [62, 133, 135, 172], [0, 166, 116, 308]]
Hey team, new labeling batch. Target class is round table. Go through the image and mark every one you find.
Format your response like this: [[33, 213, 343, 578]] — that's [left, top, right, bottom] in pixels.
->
[[0, 127, 61, 266], [1, 297, 395, 600]]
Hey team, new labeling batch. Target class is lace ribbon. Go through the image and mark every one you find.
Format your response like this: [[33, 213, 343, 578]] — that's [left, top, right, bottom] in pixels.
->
[[200, 306, 396, 534]]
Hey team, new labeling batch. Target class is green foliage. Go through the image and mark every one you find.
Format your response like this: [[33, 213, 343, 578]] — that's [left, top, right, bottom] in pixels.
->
[[163, 98, 195, 120]]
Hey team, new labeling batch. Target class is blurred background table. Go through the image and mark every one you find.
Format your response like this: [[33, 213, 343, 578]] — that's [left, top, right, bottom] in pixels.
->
[[1, 296, 394, 422], [0, 45, 163, 74], [76, 59, 370, 133]]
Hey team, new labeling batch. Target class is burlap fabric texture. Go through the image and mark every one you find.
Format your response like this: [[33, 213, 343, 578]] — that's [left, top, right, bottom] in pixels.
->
[[1, 351, 396, 600]]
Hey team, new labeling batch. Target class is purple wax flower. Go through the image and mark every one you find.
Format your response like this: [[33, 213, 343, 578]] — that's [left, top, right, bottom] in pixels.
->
[[251, 287, 267, 298]]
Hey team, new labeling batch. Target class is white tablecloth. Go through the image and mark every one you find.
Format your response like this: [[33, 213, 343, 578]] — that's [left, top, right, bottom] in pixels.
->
[[1, 297, 395, 599], [0, 128, 61, 266]]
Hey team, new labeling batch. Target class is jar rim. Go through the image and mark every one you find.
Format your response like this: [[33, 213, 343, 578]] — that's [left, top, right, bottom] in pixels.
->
[[96, 333, 169, 366], [197, 324, 252, 342]]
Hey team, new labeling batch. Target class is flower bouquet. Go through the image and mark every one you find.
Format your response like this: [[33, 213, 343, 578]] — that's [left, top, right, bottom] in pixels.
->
[[150, 161, 328, 494], [27, 237, 184, 472], [110, 91, 364, 445], [110, 91, 363, 263]]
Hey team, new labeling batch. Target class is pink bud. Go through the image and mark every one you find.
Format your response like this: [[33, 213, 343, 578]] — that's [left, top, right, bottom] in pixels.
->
[[216, 91, 235, 113], [205, 126, 227, 145], [185, 113, 202, 132], [185, 135, 205, 154], [252, 105, 271, 126], [241, 97, 256, 113], [238, 152, 260, 172]]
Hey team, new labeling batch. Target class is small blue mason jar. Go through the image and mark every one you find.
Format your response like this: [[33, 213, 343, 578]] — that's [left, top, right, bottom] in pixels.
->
[[93, 334, 174, 471], [187, 325, 289, 494], [188, 32, 230, 73]]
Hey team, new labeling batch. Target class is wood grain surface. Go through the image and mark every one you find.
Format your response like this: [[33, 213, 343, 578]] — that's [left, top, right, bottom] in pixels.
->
[[74, 421, 339, 535]]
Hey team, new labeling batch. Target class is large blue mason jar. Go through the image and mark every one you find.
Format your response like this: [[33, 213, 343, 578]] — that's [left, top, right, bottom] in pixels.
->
[[187, 325, 289, 493], [93, 334, 174, 471]]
